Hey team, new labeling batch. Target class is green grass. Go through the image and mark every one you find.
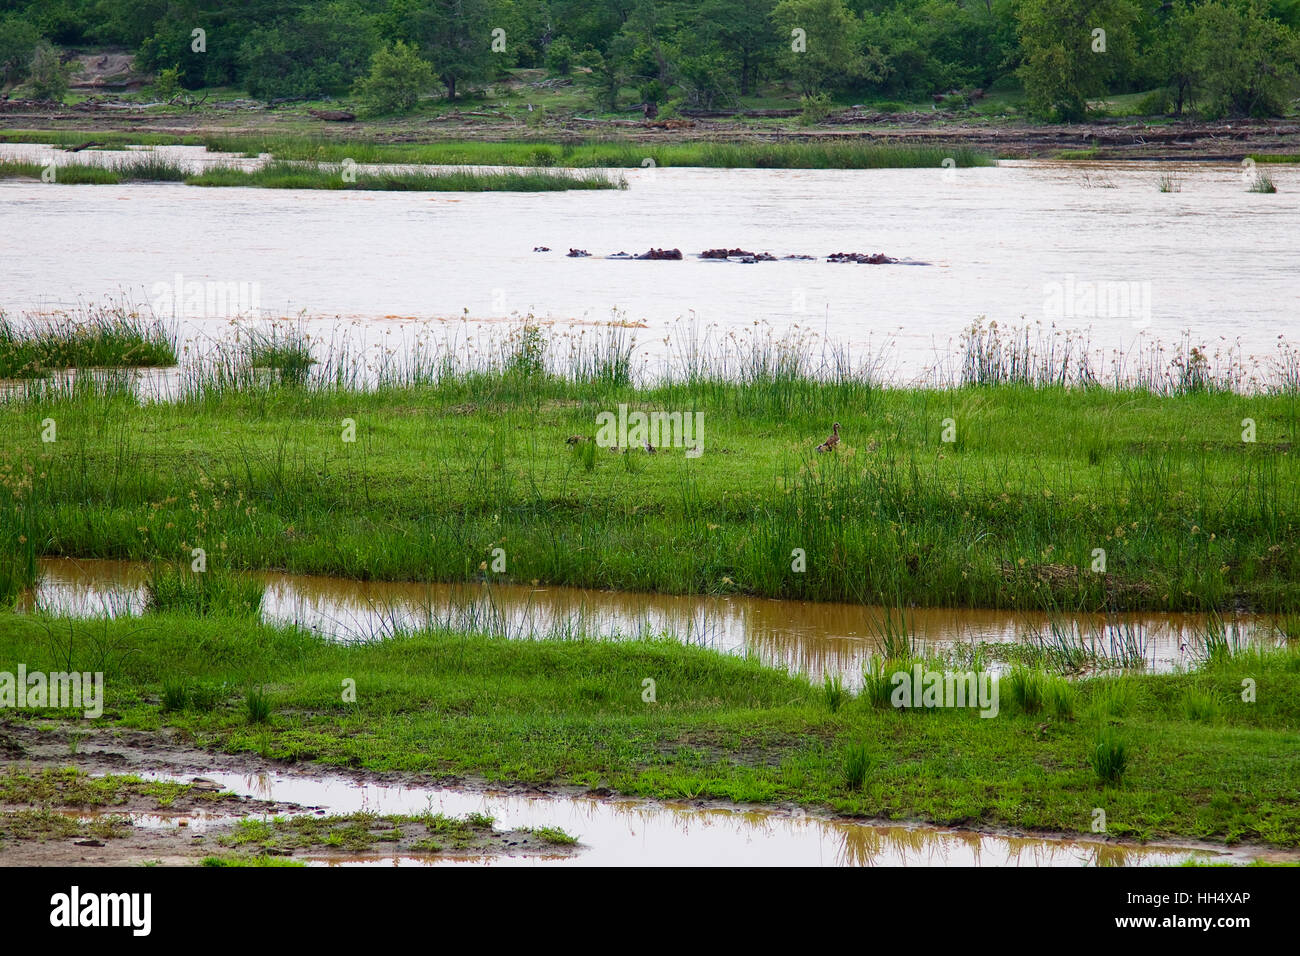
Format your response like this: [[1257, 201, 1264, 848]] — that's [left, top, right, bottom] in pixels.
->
[[0, 155, 624, 191], [842, 742, 872, 790], [0, 130, 997, 171], [0, 308, 177, 378], [1248, 172, 1278, 194], [2, 321, 1297, 613], [185, 161, 625, 191], [0, 766, 226, 809], [199, 139, 997, 171], [0, 156, 189, 184], [244, 686, 273, 724], [1089, 726, 1130, 784], [201, 854, 306, 866], [529, 826, 578, 845], [1, 614, 1297, 846]]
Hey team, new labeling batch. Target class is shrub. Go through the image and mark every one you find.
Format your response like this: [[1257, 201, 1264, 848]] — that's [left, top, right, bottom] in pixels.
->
[[354, 41, 435, 115], [799, 92, 832, 126], [27, 42, 78, 103], [545, 38, 573, 76]]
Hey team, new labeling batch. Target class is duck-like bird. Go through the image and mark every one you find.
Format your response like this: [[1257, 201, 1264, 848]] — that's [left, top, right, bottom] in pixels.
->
[[816, 422, 841, 453]]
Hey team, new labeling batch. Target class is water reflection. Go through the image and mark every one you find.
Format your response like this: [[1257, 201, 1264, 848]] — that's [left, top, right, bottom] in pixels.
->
[[31, 557, 1274, 685], [156, 767, 1232, 867]]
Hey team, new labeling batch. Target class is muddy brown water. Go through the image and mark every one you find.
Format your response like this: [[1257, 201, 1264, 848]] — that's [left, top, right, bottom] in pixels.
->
[[133, 767, 1256, 867], [2, 145, 1297, 383], [30, 557, 1270, 684]]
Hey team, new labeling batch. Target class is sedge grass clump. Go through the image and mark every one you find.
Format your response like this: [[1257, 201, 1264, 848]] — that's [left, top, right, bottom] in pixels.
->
[[243, 326, 317, 386], [1089, 726, 1129, 784], [1044, 675, 1076, 718], [1278, 615, 1300, 644], [0, 470, 39, 605], [0, 309, 176, 378], [244, 686, 272, 724], [1181, 686, 1224, 723], [842, 742, 872, 790], [1006, 666, 1046, 714], [188, 682, 227, 713], [160, 679, 189, 712], [145, 566, 264, 618], [1248, 173, 1278, 194], [529, 826, 578, 845], [1087, 676, 1139, 719], [861, 657, 911, 710], [822, 673, 847, 713], [190, 135, 996, 171], [160, 679, 227, 713]]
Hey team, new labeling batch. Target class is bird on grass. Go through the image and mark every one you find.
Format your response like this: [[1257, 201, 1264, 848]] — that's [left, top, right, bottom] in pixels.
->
[[816, 422, 841, 453]]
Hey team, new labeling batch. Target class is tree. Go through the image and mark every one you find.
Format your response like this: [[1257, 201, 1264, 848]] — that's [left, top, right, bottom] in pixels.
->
[[771, 0, 859, 95], [237, 1, 378, 100], [0, 17, 40, 88], [1015, 0, 1139, 121], [1152, 0, 1200, 115], [28, 41, 78, 102], [1184, 0, 1300, 117], [354, 41, 436, 113], [384, 0, 494, 100], [703, 0, 776, 95]]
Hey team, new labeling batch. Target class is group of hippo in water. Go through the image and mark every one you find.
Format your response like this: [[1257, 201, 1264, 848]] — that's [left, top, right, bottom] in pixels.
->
[[536, 247, 917, 264]]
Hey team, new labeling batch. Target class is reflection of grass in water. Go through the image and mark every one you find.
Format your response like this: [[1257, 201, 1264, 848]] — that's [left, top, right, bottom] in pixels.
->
[[146, 565, 264, 618]]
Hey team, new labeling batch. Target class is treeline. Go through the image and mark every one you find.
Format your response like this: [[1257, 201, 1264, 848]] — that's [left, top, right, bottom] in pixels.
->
[[1, 0, 1298, 119]]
